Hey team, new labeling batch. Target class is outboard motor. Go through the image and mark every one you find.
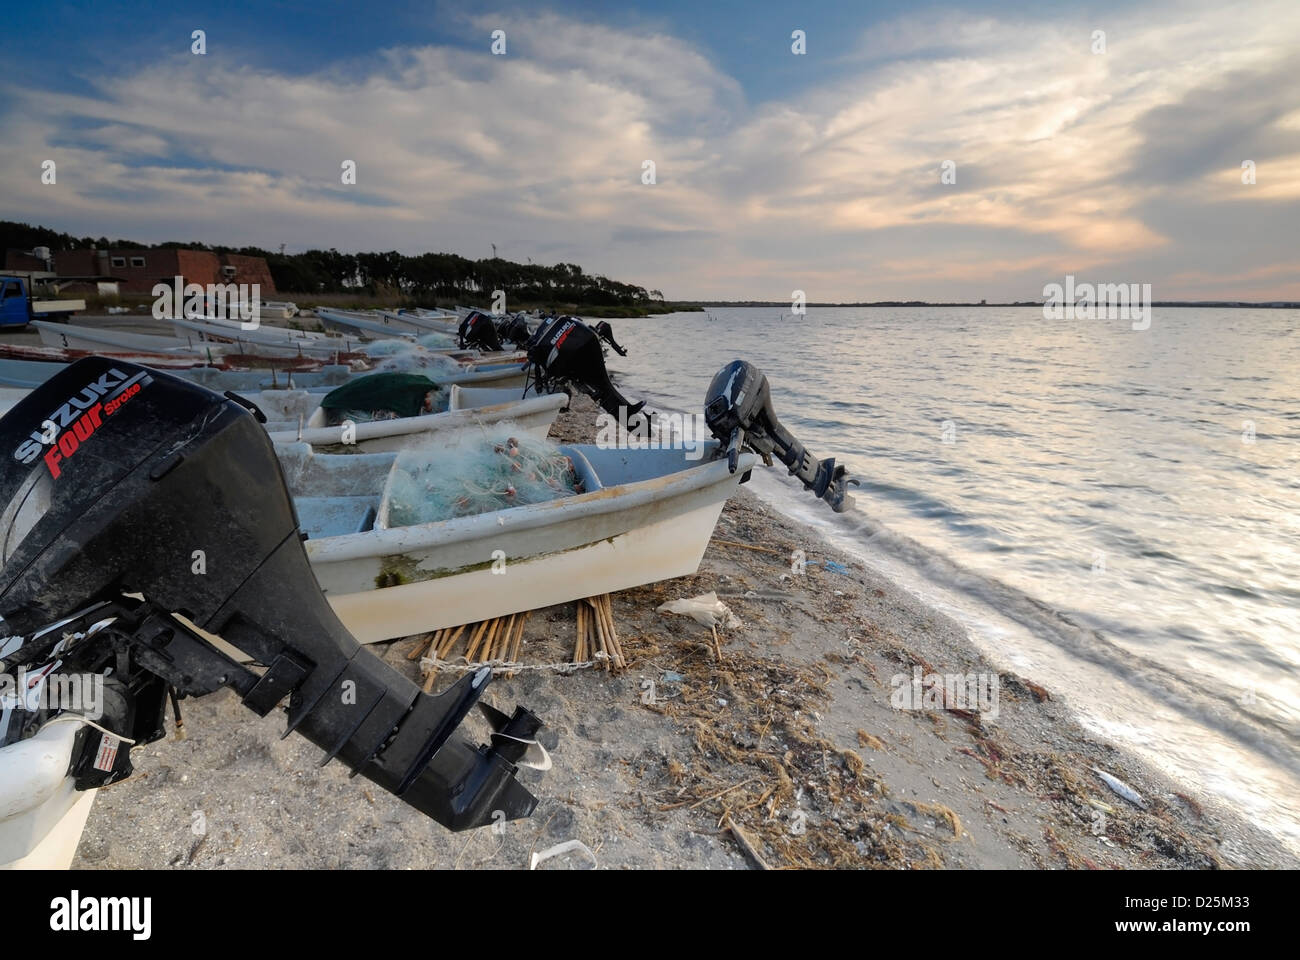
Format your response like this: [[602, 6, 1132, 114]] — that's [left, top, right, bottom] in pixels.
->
[[496, 314, 532, 348], [526, 316, 647, 429], [704, 360, 858, 513], [457, 310, 504, 352], [0, 358, 545, 830], [593, 321, 628, 357]]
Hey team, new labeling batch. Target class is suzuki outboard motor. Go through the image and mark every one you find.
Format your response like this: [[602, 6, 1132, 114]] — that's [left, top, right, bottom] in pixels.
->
[[704, 360, 858, 513], [457, 310, 504, 352], [0, 358, 544, 830], [592, 321, 628, 357], [525, 316, 647, 429], [496, 314, 532, 348]]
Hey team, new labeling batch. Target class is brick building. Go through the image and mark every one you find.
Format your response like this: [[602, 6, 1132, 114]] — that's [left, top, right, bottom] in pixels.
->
[[49, 248, 276, 295]]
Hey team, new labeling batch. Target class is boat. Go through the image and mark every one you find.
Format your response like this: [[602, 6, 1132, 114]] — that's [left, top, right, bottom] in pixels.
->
[[169, 316, 371, 360], [0, 341, 232, 371], [193, 313, 335, 340], [288, 440, 758, 643], [316, 307, 419, 340], [260, 384, 566, 451], [33, 319, 233, 357], [256, 299, 299, 319], [375, 309, 460, 334], [0, 715, 99, 869]]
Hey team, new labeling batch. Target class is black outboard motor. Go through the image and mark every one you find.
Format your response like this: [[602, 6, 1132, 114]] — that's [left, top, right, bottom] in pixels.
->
[[525, 316, 647, 429], [496, 314, 531, 348], [704, 360, 858, 513], [457, 310, 504, 352], [0, 358, 545, 830], [593, 321, 628, 357]]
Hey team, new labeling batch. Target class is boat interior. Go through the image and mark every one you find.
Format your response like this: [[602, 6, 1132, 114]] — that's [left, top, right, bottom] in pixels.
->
[[282, 441, 718, 540]]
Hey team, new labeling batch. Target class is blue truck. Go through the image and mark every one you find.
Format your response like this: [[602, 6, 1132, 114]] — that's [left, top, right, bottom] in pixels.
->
[[0, 276, 85, 330]]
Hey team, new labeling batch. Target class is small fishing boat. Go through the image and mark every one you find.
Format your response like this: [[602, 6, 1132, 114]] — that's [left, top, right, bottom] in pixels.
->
[[33, 320, 231, 357], [186, 312, 338, 341], [316, 308, 419, 340], [257, 300, 299, 319], [169, 316, 371, 360], [0, 342, 230, 371], [375, 309, 460, 334], [289, 440, 757, 643], [260, 384, 566, 451]]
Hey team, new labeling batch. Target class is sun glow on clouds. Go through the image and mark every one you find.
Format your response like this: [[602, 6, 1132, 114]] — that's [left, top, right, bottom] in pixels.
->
[[2, 1, 1297, 300]]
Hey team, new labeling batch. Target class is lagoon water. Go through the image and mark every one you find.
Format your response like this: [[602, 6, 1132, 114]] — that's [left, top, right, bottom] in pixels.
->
[[608, 306, 1300, 850]]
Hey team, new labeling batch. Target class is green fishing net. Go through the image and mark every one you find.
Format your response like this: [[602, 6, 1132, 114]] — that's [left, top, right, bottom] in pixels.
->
[[386, 427, 583, 525]]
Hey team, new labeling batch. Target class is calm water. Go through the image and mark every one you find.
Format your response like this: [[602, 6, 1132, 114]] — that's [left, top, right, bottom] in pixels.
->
[[605, 306, 1300, 848]]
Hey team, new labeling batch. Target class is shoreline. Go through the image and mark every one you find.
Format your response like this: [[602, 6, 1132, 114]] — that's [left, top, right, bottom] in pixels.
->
[[69, 391, 1295, 869]]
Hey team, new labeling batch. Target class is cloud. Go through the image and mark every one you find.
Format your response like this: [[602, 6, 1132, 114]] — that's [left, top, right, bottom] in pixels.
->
[[1, 2, 1297, 300]]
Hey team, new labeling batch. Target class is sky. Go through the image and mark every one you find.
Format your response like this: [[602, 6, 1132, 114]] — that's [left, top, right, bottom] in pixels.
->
[[1, 0, 1297, 301]]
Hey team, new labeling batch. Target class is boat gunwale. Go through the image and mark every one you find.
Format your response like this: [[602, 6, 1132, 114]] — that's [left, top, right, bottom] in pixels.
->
[[303, 448, 757, 564], [265, 392, 566, 445]]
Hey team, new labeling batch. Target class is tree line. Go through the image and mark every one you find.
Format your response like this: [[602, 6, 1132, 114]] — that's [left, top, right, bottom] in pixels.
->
[[1, 220, 665, 307]]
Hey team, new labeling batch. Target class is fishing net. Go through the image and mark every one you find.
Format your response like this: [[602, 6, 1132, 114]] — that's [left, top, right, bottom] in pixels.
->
[[417, 332, 458, 350], [386, 426, 583, 525], [360, 339, 465, 378], [319, 372, 447, 424]]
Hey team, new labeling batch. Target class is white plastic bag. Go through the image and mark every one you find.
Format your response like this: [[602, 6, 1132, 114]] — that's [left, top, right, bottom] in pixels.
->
[[656, 591, 741, 629]]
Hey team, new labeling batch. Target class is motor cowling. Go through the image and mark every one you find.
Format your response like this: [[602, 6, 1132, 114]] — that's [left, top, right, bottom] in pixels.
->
[[495, 314, 532, 347], [457, 310, 504, 352], [526, 316, 646, 428], [704, 359, 857, 513]]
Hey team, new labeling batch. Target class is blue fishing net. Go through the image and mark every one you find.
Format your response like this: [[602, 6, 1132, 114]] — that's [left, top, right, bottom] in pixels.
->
[[386, 427, 583, 525]]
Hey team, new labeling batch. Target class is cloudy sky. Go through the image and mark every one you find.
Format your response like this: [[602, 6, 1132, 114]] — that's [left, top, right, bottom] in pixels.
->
[[2, 0, 1297, 300]]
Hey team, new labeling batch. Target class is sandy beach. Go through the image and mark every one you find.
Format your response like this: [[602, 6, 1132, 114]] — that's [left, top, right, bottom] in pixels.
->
[[55, 380, 1293, 871]]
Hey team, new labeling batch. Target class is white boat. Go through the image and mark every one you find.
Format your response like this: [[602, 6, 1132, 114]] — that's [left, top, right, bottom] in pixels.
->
[[183, 312, 338, 341], [375, 309, 460, 334], [260, 385, 566, 451], [169, 316, 371, 360], [0, 721, 98, 869], [316, 308, 419, 340], [255, 300, 299, 319], [1, 624, 100, 870], [288, 440, 757, 643], [33, 320, 234, 357]]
